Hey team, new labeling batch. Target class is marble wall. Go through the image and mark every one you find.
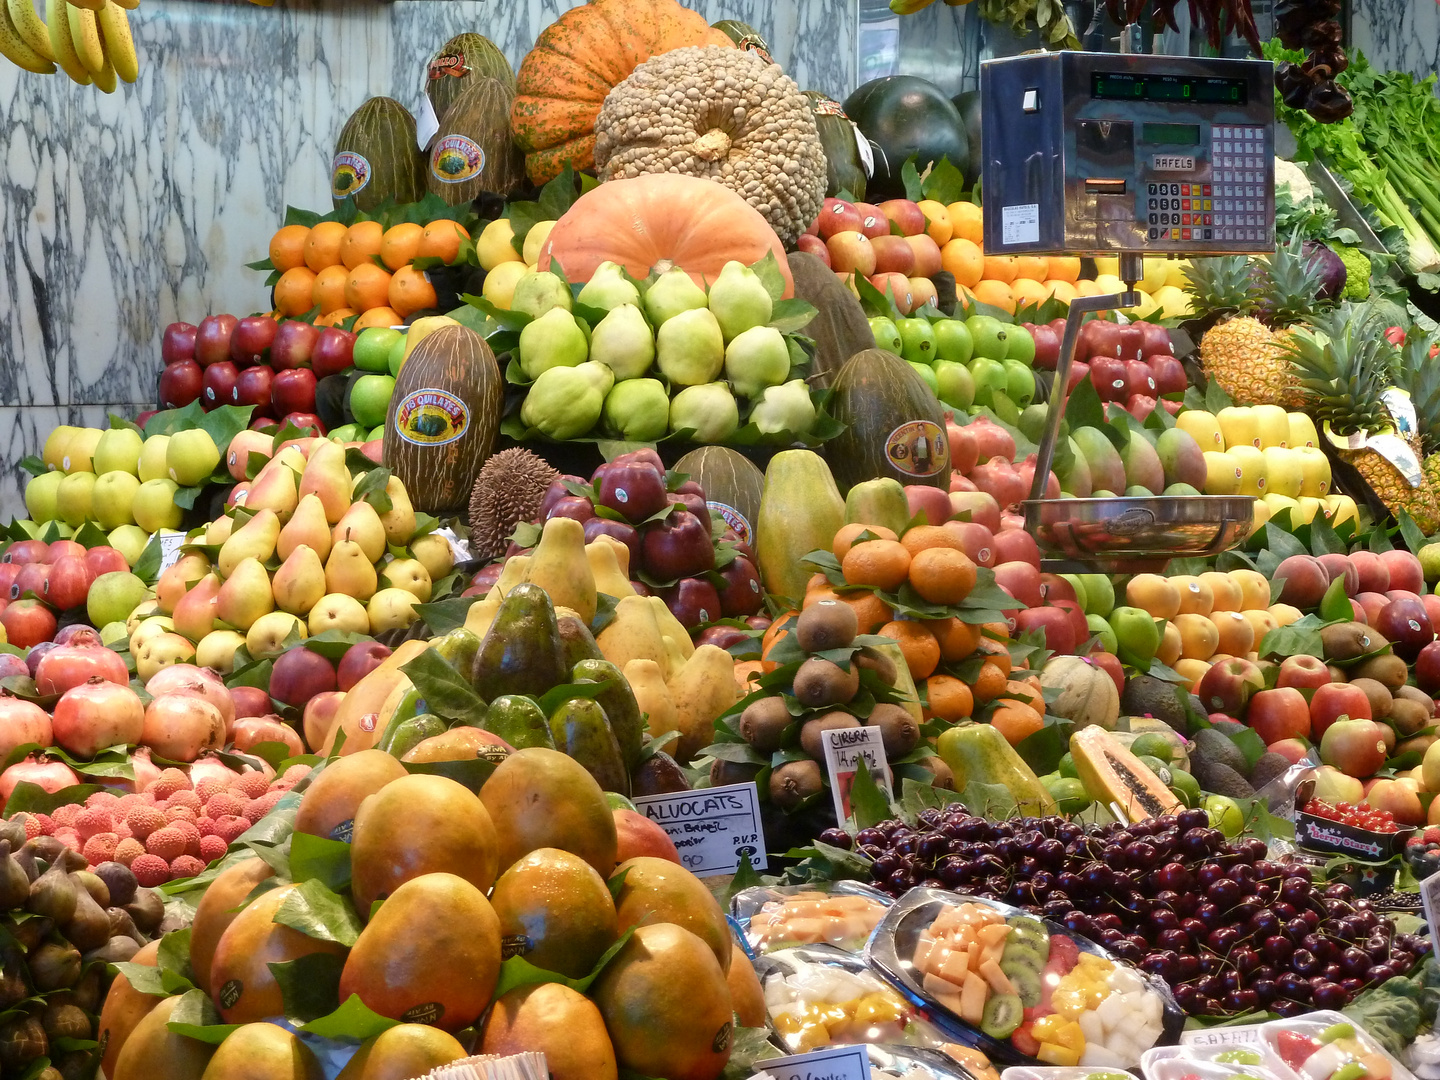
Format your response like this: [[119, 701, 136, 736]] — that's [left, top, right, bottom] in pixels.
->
[[0, 0, 859, 517], [1350, 0, 1440, 82]]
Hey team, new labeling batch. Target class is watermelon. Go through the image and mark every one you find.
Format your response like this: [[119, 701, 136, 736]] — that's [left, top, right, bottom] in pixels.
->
[[673, 446, 765, 549], [825, 348, 951, 492], [427, 77, 527, 204], [786, 251, 875, 390], [842, 76, 969, 200], [427, 32, 516, 123], [952, 90, 982, 189], [804, 91, 867, 200], [332, 97, 425, 212]]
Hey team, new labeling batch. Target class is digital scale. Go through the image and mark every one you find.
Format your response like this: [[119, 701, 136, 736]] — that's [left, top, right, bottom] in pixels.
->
[[978, 51, 1277, 570]]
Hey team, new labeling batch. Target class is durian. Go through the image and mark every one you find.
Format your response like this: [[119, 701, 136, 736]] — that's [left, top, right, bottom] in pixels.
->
[[467, 448, 558, 560]]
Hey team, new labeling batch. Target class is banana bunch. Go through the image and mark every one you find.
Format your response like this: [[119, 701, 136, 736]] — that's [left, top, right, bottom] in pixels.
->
[[889, 0, 973, 11], [0, 0, 137, 89]]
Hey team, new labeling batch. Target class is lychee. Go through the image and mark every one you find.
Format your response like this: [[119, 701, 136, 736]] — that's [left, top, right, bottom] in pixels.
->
[[145, 826, 186, 862], [147, 769, 191, 799], [198, 835, 227, 863], [169, 855, 205, 879], [82, 833, 120, 866], [130, 853, 171, 887], [125, 805, 167, 840], [113, 838, 145, 866]]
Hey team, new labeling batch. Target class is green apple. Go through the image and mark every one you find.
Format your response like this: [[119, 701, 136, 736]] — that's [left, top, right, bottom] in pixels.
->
[[1107, 604, 1162, 669], [1003, 358, 1036, 407], [898, 317, 937, 365], [1421, 541, 1440, 583], [387, 334, 408, 377], [88, 571, 151, 628], [42, 426, 76, 472], [354, 327, 403, 372], [350, 374, 396, 429], [964, 315, 1009, 361], [934, 361, 975, 410], [108, 525, 149, 566], [93, 428, 144, 475], [133, 479, 183, 532], [137, 435, 170, 482], [1077, 573, 1114, 616], [868, 316, 902, 354], [327, 423, 364, 443], [934, 319, 974, 364], [55, 472, 96, 527], [63, 428, 103, 473], [908, 361, 939, 396], [1085, 614, 1118, 654], [24, 471, 63, 523], [968, 356, 1008, 409], [1004, 325, 1036, 364], [166, 429, 220, 486], [92, 471, 141, 528], [1204, 794, 1244, 837]]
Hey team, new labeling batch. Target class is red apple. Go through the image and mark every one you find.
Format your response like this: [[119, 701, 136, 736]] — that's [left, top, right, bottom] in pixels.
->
[[994, 562, 1043, 607], [0, 600, 55, 647], [230, 315, 277, 366], [1054, 598, 1088, 646], [1147, 355, 1187, 396], [827, 232, 876, 277], [904, 234, 943, 278], [1247, 686, 1311, 745], [194, 314, 238, 366], [1124, 359, 1157, 399], [993, 529, 1040, 569], [1310, 681, 1373, 743], [1380, 549, 1424, 594], [1088, 651, 1125, 697], [1276, 654, 1332, 690], [310, 328, 356, 380], [871, 234, 917, 277], [271, 320, 320, 370], [1319, 717, 1388, 779], [3, 540, 48, 565], [795, 234, 831, 268], [1196, 657, 1265, 717], [1349, 550, 1391, 594], [271, 368, 317, 417], [869, 273, 914, 313], [878, 198, 926, 237], [1088, 356, 1128, 403], [1067, 361, 1090, 393], [42, 556, 93, 611], [83, 547, 128, 577], [232, 365, 275, 418], [945, 521, 995, 567], [1040, 574, 1077, 605], [201, 362, 239, 412], [1126, 395, 1157, 422], [853, 203, 889, 239], [1083, 320, 1125, 361], [1029, 324, 1060, 371], [1136, 321, 1173, 358], [1268, 738, 1312, 765], [816, 198, 862, 240], [159, 361, 204, 409], [908, 277, 939, 312], [337, 641, 392, 692], [1116, 324, 1144, 363], [1375, 597, 1434, 660], [904, 484, 952, 527], [162, 322, 197, 365], [1012, 605, 1075, 654], [1416, 640, 1440, 693], [281, 412, 326, 436]]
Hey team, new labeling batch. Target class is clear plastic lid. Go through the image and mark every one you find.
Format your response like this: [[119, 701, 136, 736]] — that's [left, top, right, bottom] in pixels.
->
[[1140, 1041, 1293, 1080], [731, 880, 894, 955], [1002, 1067, 1139, 1080], [1256, 1010, 1415, 1080]]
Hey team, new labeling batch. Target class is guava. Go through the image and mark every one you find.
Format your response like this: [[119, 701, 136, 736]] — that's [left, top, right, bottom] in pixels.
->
[[723, 326, 791, 398], [518, 308, 589, 380], [588, 304, 656, 381], [603, 379, 670, 442], [576, 261, 641, 312], [511, 270, 574, 319], [656, 308, 724, 386], [521, 365, 605, 440], [706, 261, 773, 341], [644, 267, 708, 326]]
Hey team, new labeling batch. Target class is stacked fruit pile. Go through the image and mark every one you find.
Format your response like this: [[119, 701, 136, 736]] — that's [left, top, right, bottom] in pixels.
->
[[0, 542, 141, 647], [870, 309, 1039, 418]]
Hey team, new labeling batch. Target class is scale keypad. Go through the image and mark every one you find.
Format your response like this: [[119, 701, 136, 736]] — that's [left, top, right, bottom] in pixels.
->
[[1144, 123, 1267, 244]]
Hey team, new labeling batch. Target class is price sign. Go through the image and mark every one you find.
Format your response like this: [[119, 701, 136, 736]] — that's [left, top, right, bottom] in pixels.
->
[[822, 726, 892, 823], [632, 782, 766, 877], [1421, 867, 1440, 935], [156, 530, 187, 575], [761, 1044, 872, 1080], [1180, 1024, 1263, 1047]]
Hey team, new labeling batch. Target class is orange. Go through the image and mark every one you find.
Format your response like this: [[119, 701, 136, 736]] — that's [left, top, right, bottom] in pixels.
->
[[968, 280, 1014, 313], [734, 661, 764, 695], [916, 200, 953, 245], [899, 525, 967, 558], [311, 264, 350, 315], [925, 675, 973, 722], [841, 592, 894, 635], [879, 620, 940, 681], [909, 548, 977, 605], [932, 617, 981, 662], [274, 267, 319, 317], [269, 225, 311, 272], [389, 265, 439, 316], [841, 539, 911, 591], [1042, 280, 1079, 303], [940, 238, 984, 288], [353, 307, 402, 331], [1009, 278, 1050, 307], [380, 223, 424, 271], [303, 221, 347, 272], [339, 220, 385, 271], [990, 703, 1044, 745], [1046, 256, 1082, 283], [417, 220, 471, 264], [981, 255, 1017, 283], [974, 636, 1012, 678], [833, 522, 898, 560], [345, 262, 394, 312], [1012, 256, 1049, 282], [946, 201, 983, 245], [803, 572, 832, 600], [971, 660, 1008, 704], [760, 612, 796, 670], [316, 307, 355, 327]]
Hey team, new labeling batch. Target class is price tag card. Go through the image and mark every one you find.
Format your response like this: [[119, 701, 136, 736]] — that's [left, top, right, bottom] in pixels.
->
[[632, 782, 766, 877], [1180, 1024, 1263, 1046], [823, 726, 892, 824], [1421, 867, 1440, 934], [762, 1044, 872, 1080], [156, 530, 187, 575]]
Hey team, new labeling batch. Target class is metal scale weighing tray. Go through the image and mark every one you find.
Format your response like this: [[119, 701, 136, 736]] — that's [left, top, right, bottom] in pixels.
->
[[978, 49, 1277, 571]]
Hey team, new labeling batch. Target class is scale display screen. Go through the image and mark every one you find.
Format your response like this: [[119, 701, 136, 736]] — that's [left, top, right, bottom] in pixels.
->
[[1142, 122, 1202, 145], [1091, 72, 1248, 105]]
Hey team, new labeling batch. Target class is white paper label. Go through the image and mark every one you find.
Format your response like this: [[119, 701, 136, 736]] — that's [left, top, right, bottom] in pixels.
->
[[1180, 1024, 1263, 1046], [632, 782, 767, 877], [156, 530, 187, 575], [1001, 203, 1040, 245], [1421, 868, 1440, 934], [763, 1044, 872, 1080], [823, 726, 892, 823], [433, 526, 471, 565], [416, 61, 439, 150], [854, 124, 875, 177]]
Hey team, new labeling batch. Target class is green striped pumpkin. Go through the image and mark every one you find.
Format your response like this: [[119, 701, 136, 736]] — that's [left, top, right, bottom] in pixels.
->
[[427, 33, 515, 123], [711, 19, 773, 64], [426, 77, 527, 205], [804, 91, 867, 201], [331, 97, 425, 212]]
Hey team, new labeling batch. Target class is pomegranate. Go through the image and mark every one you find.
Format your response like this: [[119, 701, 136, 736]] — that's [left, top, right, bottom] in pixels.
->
[[966, 415, 1016, 465], [230, 685, 273, 719], [129, 746, 161, 790], [51, 678, 145, 759], [189, 752, 270, 789], [34, 628, 129, 695], [0, 755, 79, 810], [971, 459, 1028, 509], [145, 665, 236, 739], [0, 697, 52, 760], [944, 412, 978, 476], [233, 715, 305, 758], [140, 692, 226, 762]]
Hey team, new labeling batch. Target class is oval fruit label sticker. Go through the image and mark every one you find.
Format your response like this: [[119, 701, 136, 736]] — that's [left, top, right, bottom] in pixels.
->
[[431, 135, 486, 185], [428, 52, 469, 82], [396, 388, 469, 447], [708, 500, 752, 546], [331, 151, 371, 200], [886, 420, 949, 477]]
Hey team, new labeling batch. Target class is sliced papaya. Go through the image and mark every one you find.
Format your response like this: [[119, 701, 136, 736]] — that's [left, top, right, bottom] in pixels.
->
[[1069, 726, 1182, 824]]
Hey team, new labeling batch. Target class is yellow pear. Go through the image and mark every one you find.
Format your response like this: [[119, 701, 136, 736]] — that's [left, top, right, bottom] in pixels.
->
[[129, 615, 174, 655], [196, 629, 247, 673], [648, 596, 695, 661], [243, 459, 300, 521], [246, 611, 306, 660], [331, 501, 387, 563], [308, 593, 371, 635], [463, 592, 502, 639], [278, 493, 332, 563], [409, 533, 454, 581], [205, 515, 234, 545], [586, 539, 635, 598], [380, 558, 431, 601], [379, 476, 417, 545], [135, 632, 196, 682], [325, 539, 377, 601], [155, 553, 211, 614], [623, 659, 679, 754], [596, 595, 668, 672], [401, 315, 458, 365], [215, 557, 275, 631], [367, 588, 420, 633], [299, 440, 351, 524], [667, 644, 739, 763], [218, 509, 280, 578], [521, 517, 596, 623], [492, 555, 530, 597], [271, 544, 327, 616], [171, 572, 221, 643]]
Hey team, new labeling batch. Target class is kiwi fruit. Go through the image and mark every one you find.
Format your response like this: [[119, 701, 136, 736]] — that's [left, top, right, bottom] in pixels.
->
[[999, 961, 1043, 1007], [870, 703, 919, 757], [1389, 697, 1430, 736], [980, 991, 1023, 1038], [1350, 651, 1407, 689], [710, 759, 762, 787], [769, 759, 823, 810], [738, 696, 793, 752], [916, 754, 954, 789], [799, 711, 861, 760], [854, 645, 898, 685], [1349, 677, 1392, 719], [1396, 684, 1436, 713], [1320, 621, 1382, 662], [792, 657, 860, 708], [795, 601, 858, 652]]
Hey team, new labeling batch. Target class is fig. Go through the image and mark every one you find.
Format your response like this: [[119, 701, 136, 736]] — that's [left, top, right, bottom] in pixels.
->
[[83, 936, 139, 965], [71, 870, 109, 908], [63, 876, 112, 951], [40, 1002, 90, 1043], [123, 887, 164, 933], [92, 862, 137, 908], [0, 841, 29, 908], [26, 863, 77, 923], [107, 907, 140, 943], [28, 941, 81, 991], [0, 1014, 47, 1070]]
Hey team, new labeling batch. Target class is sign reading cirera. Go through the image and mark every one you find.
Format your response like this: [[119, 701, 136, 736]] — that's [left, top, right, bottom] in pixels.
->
[[632, 782, 767, 877]]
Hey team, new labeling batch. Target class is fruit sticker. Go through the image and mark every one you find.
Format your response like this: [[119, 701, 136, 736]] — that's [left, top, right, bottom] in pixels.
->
[[885, 420, 948, 477], [218, 980, 243, 1010], [401, 1002, 444, 1025], [430, 135, 486, 185], [811, 97, 850, 119], [708, 500, 753, 547], [330, 151, 371, 201], [395, 388, 470, 447], [427, 52, 469, 82], [732, 32, 773, 65]]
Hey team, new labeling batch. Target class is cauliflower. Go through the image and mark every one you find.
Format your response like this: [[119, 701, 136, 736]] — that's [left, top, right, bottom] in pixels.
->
[[1336, 245, 1373, 300], [1275, 157, 1314, 204]]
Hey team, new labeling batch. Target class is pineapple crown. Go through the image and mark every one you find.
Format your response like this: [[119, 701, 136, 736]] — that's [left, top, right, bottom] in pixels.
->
[[1280, 301, 1401, 438], [1400, 325, 1440, 451], [1182, 255, 1257, 320], [1184, 235, 1329, 329], [1261, 234, 1331, 329]]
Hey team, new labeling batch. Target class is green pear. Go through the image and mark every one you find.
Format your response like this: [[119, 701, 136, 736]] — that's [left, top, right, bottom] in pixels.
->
[[218, 508, 281, 577], [55, 472, 97, 527], [331, 501, 387, 563], [576, 261, 641, 312], [24, 471, 63, 523], [93, 428, 144, 476], [325, 538, 377, 601], [706, 260, 773, 341], [246, 611, 305, 660], [588, 304, 655, 380], [749, 379, 815, 436], [136, 435, 170, 482], [166, 429, 220, 486], [670, 383, 739, 444], [216, 557, 274, 631], [108, 525, 149, 566], [87, 571, 151, 629], [277, 493, 332, 563], [644, 267, 708, 326], [380, 558, 432, 601], [63, 428, 103, 473], [271, 544, 327, 616], [656, 308, 724, 386], [521, 366, 605, 440], [602, 379, 670, 442], [91, 471, 141, 528], [722, 325, 790, 398], [519, 308, 589, 380], [511, 270, 573, 318]]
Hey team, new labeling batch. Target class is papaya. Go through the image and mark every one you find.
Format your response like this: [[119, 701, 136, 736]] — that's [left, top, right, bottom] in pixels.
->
[[350, 773, 499, 915], [666, 645, 739, 764], [294, 749, 407, 842], [323, 639, 431, 755], [597, 595, 669, 672], [491, 553, 530, 596], [936, 722, 1057, 817], [591, 923, 733, 1080], [586, 538, 636, 598], [1070, 725, 1183, 823], [489, 847, 618, 978], [471, 583, 567, 701], [648, 596, 696, 666], [623, 659, 679, 752], [481, 982, 618, 1080], [726, 944, 766, 1028], [522, 517, 597, 623], [484, 695, 554, 750], [335, 1025, 466, 1080], [208, 884, 349, 1024], [756, 450, 844, 603], [479, 747, 618, 877], [187, 856, 275, 997], [339, 872, 501, 1032], [611, 857, 731, 974], [548, 697, 628, 795], [98, 939, 161, 1080], [200, 1021, 322, 1080], [573, 658, 645, 769], [112, 995, 214, 1080], [844, 477, 912, 536]]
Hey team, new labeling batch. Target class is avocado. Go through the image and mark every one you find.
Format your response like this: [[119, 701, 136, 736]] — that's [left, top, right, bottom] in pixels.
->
[[471, 583, 567, 701], [1194, 758, 1255, 799], [484, 695, 554, 751], [1119, 674, 1189, 734], [572, 658, 645, 769], [548, 697, 629, 796], [1248, 751, 1292, 791], [1192, 728, 1249, 777], [631, 751, 690, 796]]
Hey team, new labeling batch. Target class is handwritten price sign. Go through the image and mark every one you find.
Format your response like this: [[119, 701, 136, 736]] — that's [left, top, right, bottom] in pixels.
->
[[632, 782, 767, 877]]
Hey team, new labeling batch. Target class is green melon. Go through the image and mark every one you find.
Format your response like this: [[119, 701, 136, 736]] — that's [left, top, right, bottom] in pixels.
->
[[673, 447, 765, 549], [332, 97, 425, 212], [786, 251, 876, 390], [427, 32, 516, 123], [825, 348, 951, 493], [382, 324, 503, 512], [711, 20, 773, 64], [427, 77, 527, 205], [804, 91, 867, 201]]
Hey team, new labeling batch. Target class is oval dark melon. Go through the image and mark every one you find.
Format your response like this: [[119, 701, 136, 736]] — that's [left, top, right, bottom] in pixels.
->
[[804, 91, 867, 201], [826, 348, 951, 492], [712, 19, 774, 64], [952, 90, 982, 189], [427, 77, 527, 204], [842, 76, 969, 201], [383, 324, 503, 512], [332, 97, 425, 212], [427, 32, 516, 123], [786, 251, 875, 389], [673, 447, 765, 548]]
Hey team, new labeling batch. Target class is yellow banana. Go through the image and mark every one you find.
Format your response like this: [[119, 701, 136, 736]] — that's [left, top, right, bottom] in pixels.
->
[[65, 0, 105, 12], [66, 2, 101, 73], [97, 0, 132, 81], [889, 0, 938, 11], [109, 0, 137, 10], [6, 0, 51, 60], [45, 0, 87, 81], [0, 0, 52, 70], [90, 6, 113, 89]]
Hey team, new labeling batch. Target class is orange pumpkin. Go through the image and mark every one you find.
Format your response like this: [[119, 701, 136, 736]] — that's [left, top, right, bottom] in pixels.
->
[[539, 174, 795, 298], [510, 0, 734, 184]]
